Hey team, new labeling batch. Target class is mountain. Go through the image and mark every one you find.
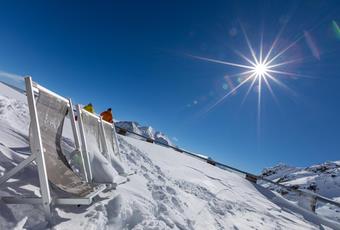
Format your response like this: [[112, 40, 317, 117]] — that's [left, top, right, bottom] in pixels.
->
[[116, 121, 174, 147], [0, 81, 339, 229], [261, 162, 340, 222]]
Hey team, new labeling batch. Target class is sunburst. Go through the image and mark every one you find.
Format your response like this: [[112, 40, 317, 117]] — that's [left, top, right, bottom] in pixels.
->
[[189, 25, 309, 128]]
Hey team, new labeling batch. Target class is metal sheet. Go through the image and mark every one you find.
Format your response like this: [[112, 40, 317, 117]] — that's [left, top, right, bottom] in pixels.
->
[[81, 112, 102, 160], [102, 122, 125, 175], [30, 89, 93, 196], [81, 111, 117, 183]]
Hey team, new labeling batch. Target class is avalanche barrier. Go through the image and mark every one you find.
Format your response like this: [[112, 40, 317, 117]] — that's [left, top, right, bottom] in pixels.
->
[[0, 77, 129, 223]]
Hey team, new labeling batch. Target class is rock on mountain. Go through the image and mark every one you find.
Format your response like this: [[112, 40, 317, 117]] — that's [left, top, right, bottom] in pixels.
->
[[261, 161, 340, 222], [116, 121, 174, 147]]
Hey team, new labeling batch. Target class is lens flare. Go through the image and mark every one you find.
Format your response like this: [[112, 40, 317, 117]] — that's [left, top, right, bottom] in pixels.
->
[[332, 20, 340, 40]]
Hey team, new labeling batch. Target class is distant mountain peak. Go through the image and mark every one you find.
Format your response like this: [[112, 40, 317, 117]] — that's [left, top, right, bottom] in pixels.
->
[[116, 121, 174, 147]]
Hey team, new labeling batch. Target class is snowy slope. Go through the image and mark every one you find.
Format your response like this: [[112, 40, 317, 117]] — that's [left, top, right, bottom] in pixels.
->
[[262, 162, 340, 198], [261, 162, 340, 222], [0, 82, 339, 229]]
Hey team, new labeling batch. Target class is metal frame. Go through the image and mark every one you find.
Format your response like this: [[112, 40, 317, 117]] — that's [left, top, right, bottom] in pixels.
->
[[0, 77, 106, 223], [54, 184, 106, 205], [0, 77, 52, 220], [68, 98, 89, 182], [1, 183, 105, 206], [77, 105, 94, 183]]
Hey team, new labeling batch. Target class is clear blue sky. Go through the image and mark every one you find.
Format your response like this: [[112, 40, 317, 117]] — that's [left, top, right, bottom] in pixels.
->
[[0, 1, 339, 173]]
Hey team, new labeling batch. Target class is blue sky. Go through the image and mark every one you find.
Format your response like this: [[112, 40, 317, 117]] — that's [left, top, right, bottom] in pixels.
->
[[0, 1, 340, 173]]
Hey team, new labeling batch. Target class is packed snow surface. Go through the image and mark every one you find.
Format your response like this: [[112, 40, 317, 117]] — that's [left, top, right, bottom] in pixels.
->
[[0, 82, 339, 229]]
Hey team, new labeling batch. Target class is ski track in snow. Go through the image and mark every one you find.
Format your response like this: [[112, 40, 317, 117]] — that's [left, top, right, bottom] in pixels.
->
[[0, 82, 339, 229]]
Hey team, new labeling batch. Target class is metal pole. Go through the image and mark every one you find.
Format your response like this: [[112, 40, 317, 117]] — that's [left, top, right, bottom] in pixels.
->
[[76, 105, 93, 183], [68, 98, 88, 182], [25, 76, 52, 220], [68, 99, 81, 149], [111, 115, 121, 159], [0, 154, 35, 185]]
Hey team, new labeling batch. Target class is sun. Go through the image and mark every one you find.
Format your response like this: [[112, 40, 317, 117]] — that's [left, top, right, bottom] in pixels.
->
[[254, 63, 268, 77]]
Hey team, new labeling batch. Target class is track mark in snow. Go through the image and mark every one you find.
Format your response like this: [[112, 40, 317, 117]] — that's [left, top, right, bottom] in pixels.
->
[[118, 138, 195, 229], [186, 165, 234, 190]]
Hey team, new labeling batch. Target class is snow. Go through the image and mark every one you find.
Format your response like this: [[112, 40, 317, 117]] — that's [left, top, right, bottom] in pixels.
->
[[0, 81, 339, 229], [261, 162, 340, 223]]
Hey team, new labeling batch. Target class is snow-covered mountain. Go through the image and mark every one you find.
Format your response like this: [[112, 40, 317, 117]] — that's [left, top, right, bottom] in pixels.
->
[[261, 162, 340, 222], [116, 121, 174, 147], [0, 81, 339, 229]]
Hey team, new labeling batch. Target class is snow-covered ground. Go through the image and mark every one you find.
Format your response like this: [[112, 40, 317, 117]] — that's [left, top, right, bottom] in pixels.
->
[[261, 162, 340, 223], [0, 81, 339, 229]]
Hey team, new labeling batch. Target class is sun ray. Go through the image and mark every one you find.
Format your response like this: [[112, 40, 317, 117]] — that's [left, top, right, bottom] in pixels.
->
[[259, 30, 264, 64], [188, 55, 255, 70], [266, 13, 330, 66], [257, 74, 262, 131], [240, 23, 259, 65], [227, 70, 255, 78], [266, 58, 304, 68], [263, 72, 279, 105], [241, 75, 258, 105], [206, 73, 256, 112], [266, 69, 315, 79], [234, 50, 257, 66], [265, 72, 294, 94], [263, 15, 291, 63], [266, 34, 305, 66], [267, 52, 330, 69]]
